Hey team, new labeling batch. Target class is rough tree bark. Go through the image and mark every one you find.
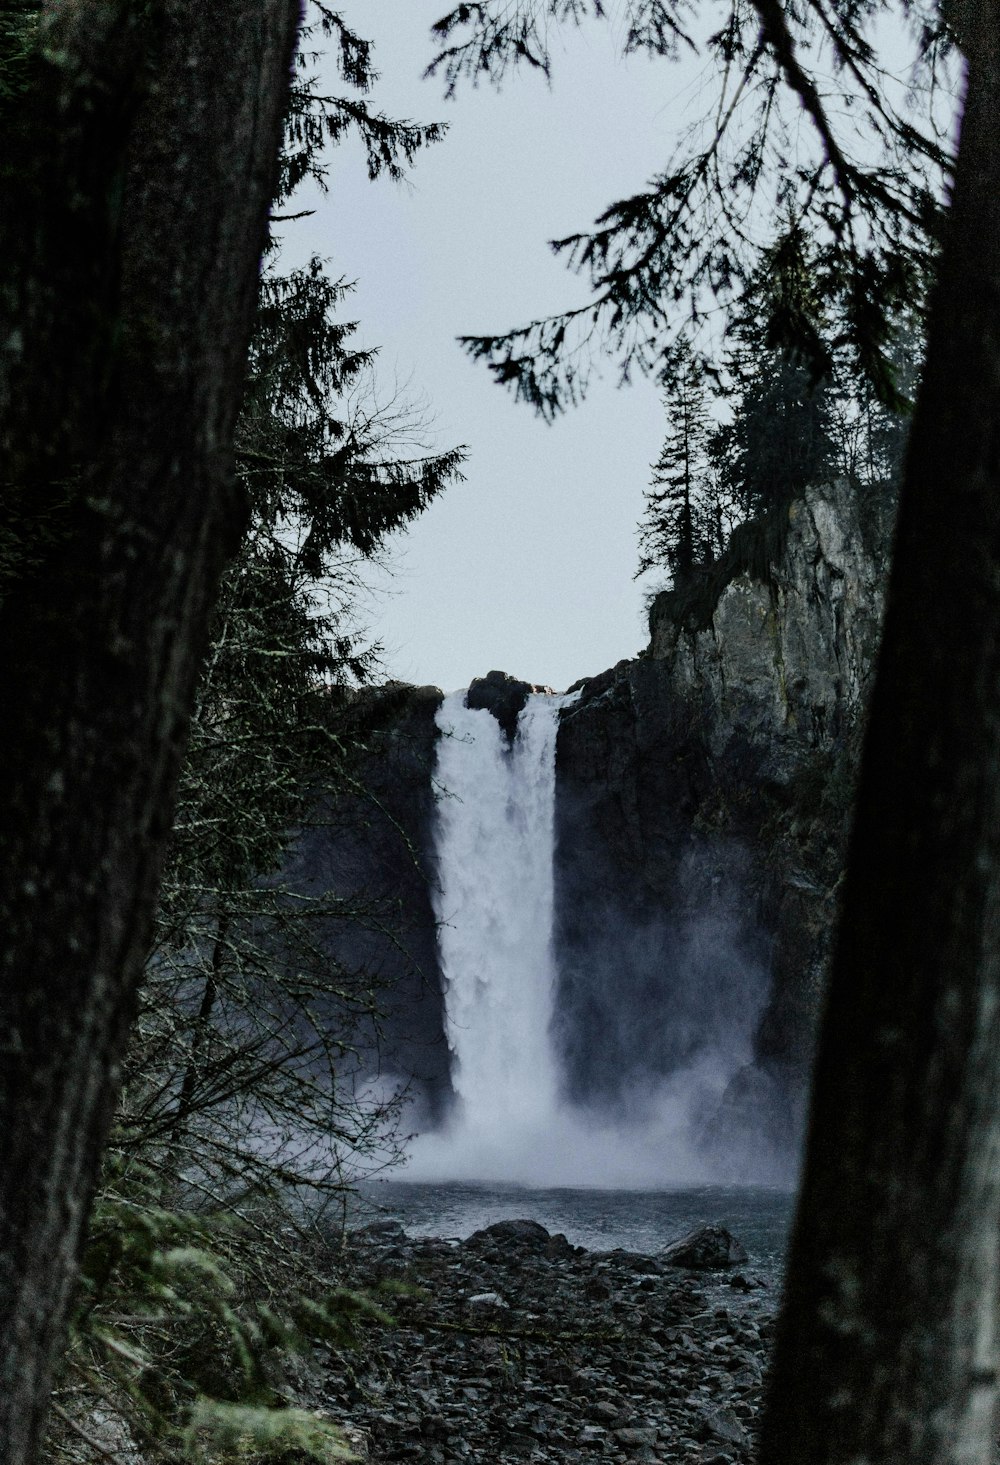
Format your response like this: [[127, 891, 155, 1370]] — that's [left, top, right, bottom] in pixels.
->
[[0, 3, 300, 1461], [759, 4, 1000, 1462]]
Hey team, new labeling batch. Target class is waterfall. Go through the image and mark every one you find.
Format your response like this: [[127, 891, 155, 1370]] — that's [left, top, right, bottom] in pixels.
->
[[432, 690, 565, 1136], [401, 686, 752, 1187]]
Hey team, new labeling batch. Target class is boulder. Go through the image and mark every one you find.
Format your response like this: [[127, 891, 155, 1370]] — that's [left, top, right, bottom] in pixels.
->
[[355, 1219, 407, 1240], [464, 1218, 552, 1251], [467, 1292, 509, 1313], [615, 1426, 659, 1447], [698, 1405, 748, 1448], [661, 1224, 748, 1270], [465, 670, 552, 742]]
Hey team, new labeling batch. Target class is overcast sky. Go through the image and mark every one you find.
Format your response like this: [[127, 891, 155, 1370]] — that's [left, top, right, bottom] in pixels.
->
[[280, 2, 707, 693]]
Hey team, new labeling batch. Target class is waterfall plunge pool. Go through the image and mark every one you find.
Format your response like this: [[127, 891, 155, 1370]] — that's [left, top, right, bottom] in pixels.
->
[[352, 1179, 794, 1290]]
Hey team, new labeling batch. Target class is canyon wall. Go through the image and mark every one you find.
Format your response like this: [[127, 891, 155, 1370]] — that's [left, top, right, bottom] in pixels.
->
[[554, 478, 895, 1175], [284, 681, 448, 1120], [292, 477, 894, 1174]]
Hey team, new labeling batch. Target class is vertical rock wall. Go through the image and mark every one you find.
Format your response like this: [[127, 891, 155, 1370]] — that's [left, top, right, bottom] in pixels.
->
[[283, 682, 450, 1121], [292, 479, 893, 1172], [554, 479, 894, 1175]]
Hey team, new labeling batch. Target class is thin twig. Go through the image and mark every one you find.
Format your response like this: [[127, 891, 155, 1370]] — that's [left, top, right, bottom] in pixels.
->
[[50, 1402, 123, 1463]]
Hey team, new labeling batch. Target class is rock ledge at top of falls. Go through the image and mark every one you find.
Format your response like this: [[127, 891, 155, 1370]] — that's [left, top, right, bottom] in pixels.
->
[[466, 669, 555, 741]]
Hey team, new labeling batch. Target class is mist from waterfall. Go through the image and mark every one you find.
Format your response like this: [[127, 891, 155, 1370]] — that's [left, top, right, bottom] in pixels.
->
[[403, 690, 762, 1187]]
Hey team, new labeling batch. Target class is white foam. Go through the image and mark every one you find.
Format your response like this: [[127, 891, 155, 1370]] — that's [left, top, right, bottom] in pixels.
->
[[404, 689, 732, 1187]]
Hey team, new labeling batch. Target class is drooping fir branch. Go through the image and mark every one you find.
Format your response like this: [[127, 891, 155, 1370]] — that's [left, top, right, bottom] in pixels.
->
[[431, 0, 953, 413], [283, 2, 448, 199]]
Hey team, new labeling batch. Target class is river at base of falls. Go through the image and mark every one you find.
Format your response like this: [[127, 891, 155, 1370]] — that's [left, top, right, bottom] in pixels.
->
[[352, 1180, 793, 1290]]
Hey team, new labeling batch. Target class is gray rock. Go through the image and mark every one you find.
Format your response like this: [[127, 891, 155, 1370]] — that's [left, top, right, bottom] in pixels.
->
[[465, 670, 551, 742], [699, 1406, 747, 1447], [467, 1292, 509, 1312], [329, 1213, 776, 1465], [554, 478, 894, 1175], [465, 1219, 552, 1251], [615, 1427, 659, 1447], [356, 1218, 407, 1239], [661, 1225, 748, 1271], [589, 1402, 621, 1422]]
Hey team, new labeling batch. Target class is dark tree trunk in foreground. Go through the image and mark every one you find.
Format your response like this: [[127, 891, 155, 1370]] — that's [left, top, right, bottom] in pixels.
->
[[0, 3, 299, 1461], [760, 6, 1000, 1462]]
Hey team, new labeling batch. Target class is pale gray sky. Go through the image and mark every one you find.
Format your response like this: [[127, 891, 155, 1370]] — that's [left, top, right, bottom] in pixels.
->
[[276, 4, 948, 693], [283, 3, 708, 692]]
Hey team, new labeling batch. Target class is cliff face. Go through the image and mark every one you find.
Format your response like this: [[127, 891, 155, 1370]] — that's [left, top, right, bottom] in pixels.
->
[[283, 682, 449, 1120], [291, 480, 892, 1174], [554, 479, 894, 1177]]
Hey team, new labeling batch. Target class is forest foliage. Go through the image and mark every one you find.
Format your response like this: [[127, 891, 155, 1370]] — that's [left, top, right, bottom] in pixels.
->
[[423, 0, 941, 611], [36, 6, 463, 1461], [0, 0, 971, 1459], [636, 304, 919, 591]]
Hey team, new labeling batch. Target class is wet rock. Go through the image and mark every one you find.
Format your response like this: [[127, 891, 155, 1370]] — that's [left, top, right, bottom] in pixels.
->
[[699, 1405, 748, 1448], [315, 1219, 773, 1465], [662, 1225, 748, 1270], [466, 671, 551, 742], [465, 1218, 552, 1251], [589, 1401, 621, 1422], [584, 1276, 612, 1301], [467, 1292, 509, 1313], [728, 1272, 759, 1292], [615, 1426, 659, 1447], [356, 1218, 407, 1239]]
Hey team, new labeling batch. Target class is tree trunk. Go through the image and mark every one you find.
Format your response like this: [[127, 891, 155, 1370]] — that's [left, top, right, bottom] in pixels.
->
[[0, 3, 299, 1461], [759, 6, 1000, 1462]]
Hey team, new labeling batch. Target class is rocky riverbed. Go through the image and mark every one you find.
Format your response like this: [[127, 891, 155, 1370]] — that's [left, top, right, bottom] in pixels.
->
[[311, 1218, 775, 1464]]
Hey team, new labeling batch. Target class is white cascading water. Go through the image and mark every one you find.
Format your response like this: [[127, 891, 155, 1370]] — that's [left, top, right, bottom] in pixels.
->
[[403, 689, 570, 1181], [403, 686, 748, 1186], [435, 690, 564, 1131]]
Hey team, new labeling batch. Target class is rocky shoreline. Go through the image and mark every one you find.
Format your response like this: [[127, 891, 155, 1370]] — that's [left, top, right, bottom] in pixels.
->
[[312, 1219, 776, 1464]]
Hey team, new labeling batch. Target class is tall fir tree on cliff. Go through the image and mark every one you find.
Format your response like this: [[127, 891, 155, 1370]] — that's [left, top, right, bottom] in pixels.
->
[[709, 348, 839, 519], [636, 356, 712, 583]]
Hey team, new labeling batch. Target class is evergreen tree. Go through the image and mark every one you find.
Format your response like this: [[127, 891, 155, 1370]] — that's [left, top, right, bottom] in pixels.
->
[[131, 258, 466, 1214], [836, 316, 923, 487], [106, 0, 465, 1374], [54, 187, 466, 1465], [637, 360, 712, 583], [134, 10, 467, 1210], [710, 349, 839, 519], [0, 4, 463, 1457], [429, 3, 946, 416]]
